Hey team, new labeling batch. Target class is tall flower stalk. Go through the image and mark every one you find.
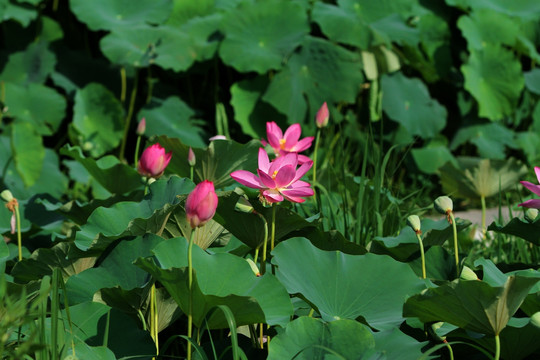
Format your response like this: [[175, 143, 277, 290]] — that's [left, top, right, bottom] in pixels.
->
[[434, 196, 459, 277], [312, 102, 329, 201], [185, 181, 218, 360], [407, 215, 426, 279]]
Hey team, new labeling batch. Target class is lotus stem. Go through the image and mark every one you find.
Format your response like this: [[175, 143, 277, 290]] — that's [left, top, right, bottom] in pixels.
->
[[494, 334, 500, 360], [187, 230, 196, 360], [415, 232, 426, 279], [134, 135, 142, 168], [15, 203, 22, 261], [449, 212, 459, 278], [480, 195, 486, 237], [312, 128, 321, 199], [270, 203, 276, 251]]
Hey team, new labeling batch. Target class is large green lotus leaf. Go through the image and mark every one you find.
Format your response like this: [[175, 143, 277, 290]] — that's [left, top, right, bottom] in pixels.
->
[[164, 0, 214, 26], [311, 2, 371, 49], [0, 0, 37, 27], [457, 9, 520, 51], [61, 301, 155, 359], [381, 72, 446, 138], [371, 218, 471, 262], [72, 83, 124, 157], [219, 0, 309, 73], [272, 237, 424, 330], [135, 237, 294, 328], [488, 218, 540, 246], [450, 122, 516, 160], [74, 176, 193, 251], [65, 234, 164, 305], [230, 76, 285, 138], [263, 36, 363, 124], [156, 135, 260, 188], [525, 68, 540, 95], [0, 42, 56, 84], [411, 142, 457, 174], [63, 344, 116, 360], [446, 0, 540, 19], [373, 327, 428, 360], [268, 317, 375, 360], [3, 82, 66, 135], [462, 45, 524, 121], [60, 145, 142, 195], [474, 258, 540, 297], [11, 122, 44, 187], [137, 97, 205, 147], [403, 274, 540, 335], [70, 0, 172, 31], [439, 157, 527, 199]]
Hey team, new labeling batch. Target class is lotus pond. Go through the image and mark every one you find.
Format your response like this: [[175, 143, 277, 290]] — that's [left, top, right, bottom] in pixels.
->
[[1, 0, 540, 359]]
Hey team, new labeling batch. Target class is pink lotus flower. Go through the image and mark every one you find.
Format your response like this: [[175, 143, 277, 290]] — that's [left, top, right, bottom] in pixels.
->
[[316, 102, 329, 128], [518, 166, 540, 208], [185, 180, 218, 228], [230, 148, 314, 204], [137, 143, 172, 178], [262, 122, 314, 164]]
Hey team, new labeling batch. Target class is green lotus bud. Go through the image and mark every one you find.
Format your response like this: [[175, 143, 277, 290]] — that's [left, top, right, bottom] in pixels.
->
[[525, 208, 538, 223], [246, 258, 260, 277], [1, 190, 14, 202], [434, 196, 453, 214], [460, 266, 479, 281], [530, 312, 540, 328], [406, 215, 421, 233]]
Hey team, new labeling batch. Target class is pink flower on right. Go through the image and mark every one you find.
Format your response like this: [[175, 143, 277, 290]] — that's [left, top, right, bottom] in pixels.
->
[[518, 166, 540, 208], [262, 122, 314, 164]]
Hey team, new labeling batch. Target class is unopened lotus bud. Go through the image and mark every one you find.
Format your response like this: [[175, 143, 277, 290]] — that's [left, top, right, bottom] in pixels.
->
[[434, 196, 453, 215], [1, 190, 14, 202], [235, 196, 254, 213], [531, 312, 540, 328], [246, 258, 260, 277], [136, 118, 146, 135], [315, 102, 329, 128], [460, 266, 479, 281], [525, 208, 538, 223], [188, 147, 196, 167], [406, 215, 421, 234]]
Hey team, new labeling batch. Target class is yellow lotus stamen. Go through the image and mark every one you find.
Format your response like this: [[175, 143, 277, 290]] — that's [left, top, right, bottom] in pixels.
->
[[279, 139, 286, 149], [272, 170, 278, 179]]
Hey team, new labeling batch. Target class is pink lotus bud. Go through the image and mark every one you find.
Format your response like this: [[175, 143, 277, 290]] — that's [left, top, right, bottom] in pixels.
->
[[185, 180, 218, 228], [136, 118, 146, 135], [188, 147, 196, 167], [315, 102, 329, 128], [209, 135, 227, 141], [137, 143, 172, 178], [10, 213, 15, 234]]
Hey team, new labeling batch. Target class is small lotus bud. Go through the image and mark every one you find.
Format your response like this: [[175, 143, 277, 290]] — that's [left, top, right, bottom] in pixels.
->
[[137, 143, 172, 178], [315, 102, 329, 128], [434, 196, 453, 215], [136, 118, 146, 135], [209, 135, 227, 141], [246, 258, 260, 277], [185, 180, 218, 228], [188, 147, 196, 167], [235, 196, 254, 213], [531, 312, 540, 328], [406, 215, 421, 234], [460, 266, 479, 281], [1, 190, 14, 202], [525, 208, 538, 223]]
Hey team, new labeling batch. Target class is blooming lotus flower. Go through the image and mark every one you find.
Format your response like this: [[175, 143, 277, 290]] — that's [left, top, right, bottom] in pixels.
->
[[230, 148, 314, 204], [137, 143, 172, 178], [518, 166, 540, 208], [185, 180, 218, 228], [262, 122, 314, 164], [316, 102, 329, 128]]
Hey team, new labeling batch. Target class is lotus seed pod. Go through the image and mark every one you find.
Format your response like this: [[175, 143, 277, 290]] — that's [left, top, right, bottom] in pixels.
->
[[434, 196, 453, 214], [406, 215, 421, 233], [525, 208, 538, 223], [1, 190, 14, 202], [531, 312, 540, 328], [460, 266, 479, 281]]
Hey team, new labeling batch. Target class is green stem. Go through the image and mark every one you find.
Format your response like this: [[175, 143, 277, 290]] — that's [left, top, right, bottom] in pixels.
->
[[134, 135, 142, 168], [480, 195, 486, 237], [150, 284, 159, 355], [190, 166, 194, 182], [120, 67, 127, 103], [449, 212, 459, 278], [444, 341, 454, 360], [14, 204, 22, 261], [494, 334, 500, 360], [119, 71, 139, 162], [415, 233, 426, 279], [270, 203, 277, 251], [312, 128, 321, 201], [187, 230, 196, 360], [146, 66, 153, 104], [259, 213, 269, 275]]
